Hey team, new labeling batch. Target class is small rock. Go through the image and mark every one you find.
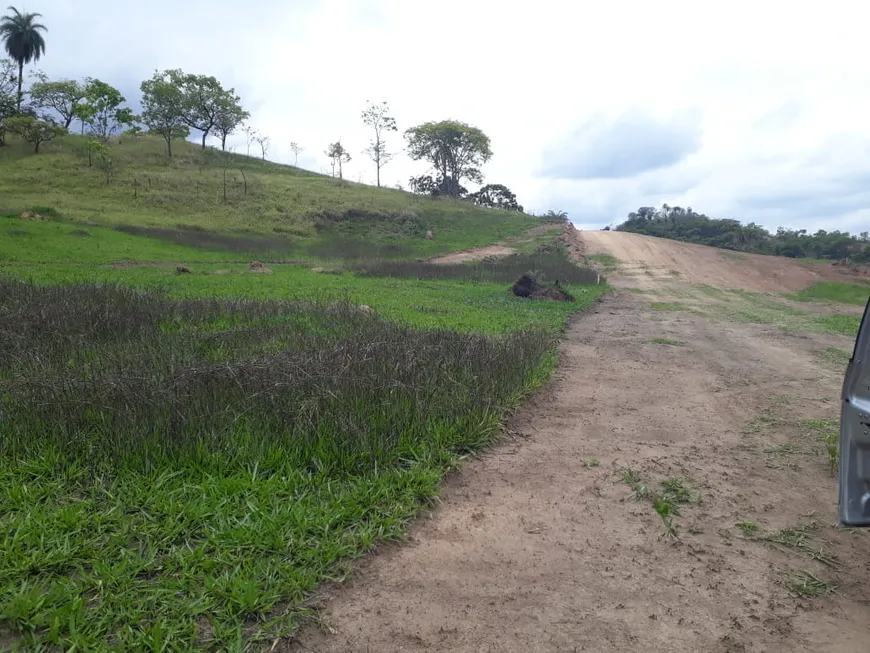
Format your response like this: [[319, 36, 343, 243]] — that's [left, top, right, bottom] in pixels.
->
[[358, 305, 374, 314], [311, 267, 325, 274]]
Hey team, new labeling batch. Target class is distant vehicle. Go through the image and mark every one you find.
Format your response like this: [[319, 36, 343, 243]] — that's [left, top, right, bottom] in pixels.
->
[[839, 297, 870, 525]]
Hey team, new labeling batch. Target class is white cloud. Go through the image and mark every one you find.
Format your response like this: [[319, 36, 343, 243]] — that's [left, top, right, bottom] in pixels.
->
[[24, 0, 870, 232]]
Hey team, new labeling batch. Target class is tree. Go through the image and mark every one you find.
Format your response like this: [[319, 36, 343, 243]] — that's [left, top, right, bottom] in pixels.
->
[[77, 79, 134, 141], [28, 74, 85, 128], [140, 70, 190, 158], [407, 173, 467, 198], [88, 139, 112, 183], [290, 141, 303, 165], [325, 140, 350, 178], [167, 70, 244, 149], [241, 123, 256, 156], [212, 99, 248, 151], [0, 57, 16, 145], [5, 114, 65, 152], [254, 133, 269, 160], [361, 100, 397, 188], [469, 184, 522, 212], [0, 6, 46, 111], [404, 120, 492, 197], [543, 210, 568, 222]]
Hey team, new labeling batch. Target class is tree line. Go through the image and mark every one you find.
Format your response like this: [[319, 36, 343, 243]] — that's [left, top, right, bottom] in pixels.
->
[[0, 6, 525, 213], [616, 205, 870, 263]]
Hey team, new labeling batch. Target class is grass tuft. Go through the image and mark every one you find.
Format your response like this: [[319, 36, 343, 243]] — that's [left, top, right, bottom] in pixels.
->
[[783, 571, 835, 598]]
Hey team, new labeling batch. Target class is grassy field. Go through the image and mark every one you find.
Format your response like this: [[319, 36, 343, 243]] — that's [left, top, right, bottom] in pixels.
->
[[0, 186, 603, 649], [640, 286, 864, 337], [0, 134, 548, 260], [792, 281, 870, 306]]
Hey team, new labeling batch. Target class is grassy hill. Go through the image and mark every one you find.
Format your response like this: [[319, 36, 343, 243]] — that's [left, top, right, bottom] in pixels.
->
[[0, 133, 545, 260], [0, 131, 607, 648]]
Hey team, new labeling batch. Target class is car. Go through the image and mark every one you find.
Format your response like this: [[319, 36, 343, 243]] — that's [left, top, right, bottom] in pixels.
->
[[839, 296, 870, 525]]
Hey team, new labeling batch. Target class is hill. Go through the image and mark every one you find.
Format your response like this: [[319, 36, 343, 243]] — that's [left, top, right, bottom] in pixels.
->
[[0, 133, 547, 260]]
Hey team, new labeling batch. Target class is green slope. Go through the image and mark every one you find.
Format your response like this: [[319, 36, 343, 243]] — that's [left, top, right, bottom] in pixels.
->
[[0, 134, 544, 259]]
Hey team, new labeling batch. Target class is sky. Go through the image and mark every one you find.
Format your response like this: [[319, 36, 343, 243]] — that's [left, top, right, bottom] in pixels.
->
[[19, 0, 870, 233]]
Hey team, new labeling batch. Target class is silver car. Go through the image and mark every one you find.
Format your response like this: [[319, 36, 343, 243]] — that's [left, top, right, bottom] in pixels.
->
[[839, 298, 870, 525]]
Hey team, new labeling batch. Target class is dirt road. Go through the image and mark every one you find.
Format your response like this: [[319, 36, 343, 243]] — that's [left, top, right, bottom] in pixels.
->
[[582, 230, 859, 292], [290, 232, 870, 652]]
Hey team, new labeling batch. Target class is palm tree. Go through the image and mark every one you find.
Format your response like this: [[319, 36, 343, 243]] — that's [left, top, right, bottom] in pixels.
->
[[0, 6, 47, 111]]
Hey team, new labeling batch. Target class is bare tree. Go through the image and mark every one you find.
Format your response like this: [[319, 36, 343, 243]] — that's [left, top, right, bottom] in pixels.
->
[[290, 141, 304, 165], [254, 133, 270, 160], [241, 123, 257, 156], [361, 100, 397, 187], [325, 140, 351, 179]]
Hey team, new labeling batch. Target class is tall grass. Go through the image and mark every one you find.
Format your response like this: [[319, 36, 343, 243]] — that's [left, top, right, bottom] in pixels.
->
[[355, 252, 601, 284], [0, 279, 552, 474], [0, 277, 565, 648]]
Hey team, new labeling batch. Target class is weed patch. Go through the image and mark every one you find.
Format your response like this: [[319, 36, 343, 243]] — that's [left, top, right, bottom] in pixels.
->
[[619, 469, 693, 537], [803, 419, 839, 475]]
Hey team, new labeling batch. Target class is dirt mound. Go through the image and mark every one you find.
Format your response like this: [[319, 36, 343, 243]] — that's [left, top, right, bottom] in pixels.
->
[[511, 274, 574, 301], [18, 211, 44, 221], [580, 230, 829, 292], [557, 222, 586, 262]]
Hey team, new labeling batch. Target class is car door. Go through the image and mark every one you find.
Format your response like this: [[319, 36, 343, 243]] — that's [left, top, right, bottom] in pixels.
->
[[840, 296, 870, 526]]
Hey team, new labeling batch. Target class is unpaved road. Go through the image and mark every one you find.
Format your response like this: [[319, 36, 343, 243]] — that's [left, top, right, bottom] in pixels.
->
[[582, 230, 864, 292], [290, 232, 870, 652]]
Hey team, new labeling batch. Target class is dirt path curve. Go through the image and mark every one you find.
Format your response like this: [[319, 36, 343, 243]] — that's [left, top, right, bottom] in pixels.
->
[[289, 233, 870, 653]]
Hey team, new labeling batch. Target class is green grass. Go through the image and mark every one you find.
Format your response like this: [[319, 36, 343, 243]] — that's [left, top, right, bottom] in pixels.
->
[[783, 571, 835, 598], [0, 134, 542, 259], [649, 301, 689, 312], [803, 419, 839, 475], [821, 346, 851, 366], [0, 211, 605, 648], [738, 520, 758, 535], [587, 253, 619, 268], [0, 275, 599, 649], [646, 338, 685, 346], [3, 262, 603, 335], [655, 285, 863, 337], [619, 469, 693, 537], [1, 215, 235, 264], [792, 281, 870, 306], [0, 130, 610, 648]]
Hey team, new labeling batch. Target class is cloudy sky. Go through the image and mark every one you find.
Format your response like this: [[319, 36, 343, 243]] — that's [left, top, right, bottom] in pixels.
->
[[24, 0, 870, 232]]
